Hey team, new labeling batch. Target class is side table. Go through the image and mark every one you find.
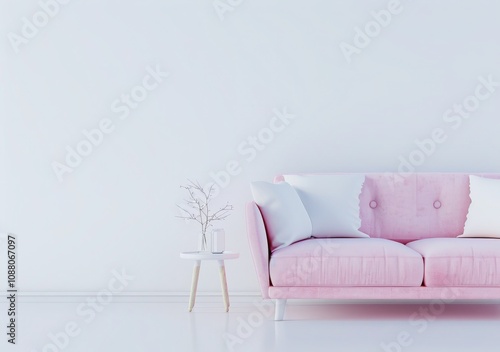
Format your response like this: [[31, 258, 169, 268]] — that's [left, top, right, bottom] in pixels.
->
[[180, 251, 239, 312]]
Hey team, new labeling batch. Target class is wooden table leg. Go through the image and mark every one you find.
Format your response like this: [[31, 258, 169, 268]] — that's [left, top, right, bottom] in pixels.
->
[[188, 260, 201, 312], [218, 260, 230, 312]]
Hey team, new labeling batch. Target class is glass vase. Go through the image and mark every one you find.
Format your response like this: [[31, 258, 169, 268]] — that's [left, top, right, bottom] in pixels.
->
[[199, 233, 208, 252]]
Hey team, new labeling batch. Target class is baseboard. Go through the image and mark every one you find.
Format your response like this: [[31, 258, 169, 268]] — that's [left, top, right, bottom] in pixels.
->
[[0, 291, 262, 303]]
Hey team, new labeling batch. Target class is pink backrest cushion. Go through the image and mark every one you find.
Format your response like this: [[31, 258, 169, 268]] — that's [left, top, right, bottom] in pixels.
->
[[275, 173, 500, 243]]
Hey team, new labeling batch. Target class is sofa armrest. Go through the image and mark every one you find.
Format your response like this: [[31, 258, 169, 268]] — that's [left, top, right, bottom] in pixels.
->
[[246, 201, 270, 299]]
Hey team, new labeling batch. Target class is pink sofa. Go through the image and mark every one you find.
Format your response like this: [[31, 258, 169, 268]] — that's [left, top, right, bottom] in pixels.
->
[[246, 173, 500, 320]]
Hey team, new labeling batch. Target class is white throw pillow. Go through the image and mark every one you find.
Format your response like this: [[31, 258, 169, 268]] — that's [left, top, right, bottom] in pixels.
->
[[459, 175, 500, 238], [283, 174, 369, 238], [251, 181, 312, 251]]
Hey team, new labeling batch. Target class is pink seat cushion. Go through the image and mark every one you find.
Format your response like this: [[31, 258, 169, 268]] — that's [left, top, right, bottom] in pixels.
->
[[406, 238, 500, 286], [269, 238, 424, 287]]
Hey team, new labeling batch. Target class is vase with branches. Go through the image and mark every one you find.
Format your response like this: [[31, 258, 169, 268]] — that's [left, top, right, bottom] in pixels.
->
[[176, 180, 233, 251]]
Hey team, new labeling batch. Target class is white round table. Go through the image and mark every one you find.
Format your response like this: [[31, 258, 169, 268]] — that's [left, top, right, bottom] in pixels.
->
[[180, 251, 239, 312]]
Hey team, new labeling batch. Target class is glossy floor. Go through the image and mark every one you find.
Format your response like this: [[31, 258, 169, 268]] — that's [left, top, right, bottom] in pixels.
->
[[2, 300, 500, 352]]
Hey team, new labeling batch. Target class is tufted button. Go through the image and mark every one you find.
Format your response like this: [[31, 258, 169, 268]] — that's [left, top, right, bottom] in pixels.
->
[[369, 200, 378, 209], [433, 200, 442, 209]]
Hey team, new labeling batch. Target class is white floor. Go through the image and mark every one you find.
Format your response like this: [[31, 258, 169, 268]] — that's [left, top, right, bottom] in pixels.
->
[[2, 299, 500, 352]]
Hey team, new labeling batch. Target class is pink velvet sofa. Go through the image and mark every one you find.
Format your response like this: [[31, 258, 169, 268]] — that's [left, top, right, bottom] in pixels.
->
[[246, 173, 500, 320]]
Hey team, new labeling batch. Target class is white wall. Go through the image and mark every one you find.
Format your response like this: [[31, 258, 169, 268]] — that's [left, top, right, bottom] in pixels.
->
[[1, 0, 500, 294]]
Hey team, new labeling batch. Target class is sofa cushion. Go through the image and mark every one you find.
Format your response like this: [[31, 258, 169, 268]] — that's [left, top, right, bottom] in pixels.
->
[[283, 174, 369, 238], [460, 175, 500, 238], [269, 238, 424, 287], [251, 181, 312, 251], [406, 238, 500, 286]]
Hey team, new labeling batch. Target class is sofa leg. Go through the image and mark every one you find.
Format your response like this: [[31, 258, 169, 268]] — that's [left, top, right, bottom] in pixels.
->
[[275, 299, 287, 321]]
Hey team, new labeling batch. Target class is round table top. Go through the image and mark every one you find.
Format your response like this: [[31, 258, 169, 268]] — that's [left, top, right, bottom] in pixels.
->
[[180, 251, 239, 260]]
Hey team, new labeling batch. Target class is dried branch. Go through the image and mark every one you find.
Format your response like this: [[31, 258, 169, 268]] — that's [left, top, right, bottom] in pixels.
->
[[176, 180, 233, 237]]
